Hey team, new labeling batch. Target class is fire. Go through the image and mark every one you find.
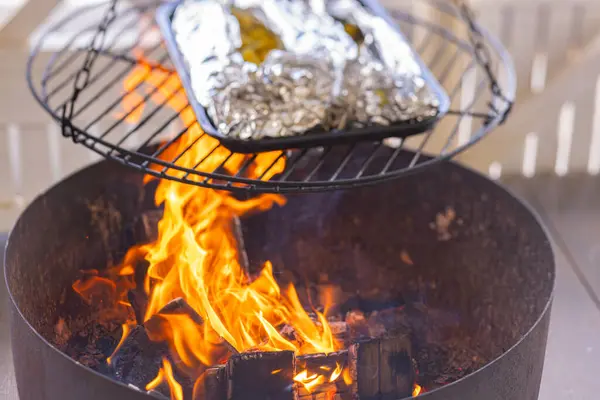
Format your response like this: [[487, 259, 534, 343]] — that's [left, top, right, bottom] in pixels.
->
[[329, 362, 343, 382], [294, 370, 326, 392], [293, 361, 345, 393], [413, 384, 423, 397], [146, 358, 184, 400], [107, 323, 133, 365], [72, 55, 346, 396]]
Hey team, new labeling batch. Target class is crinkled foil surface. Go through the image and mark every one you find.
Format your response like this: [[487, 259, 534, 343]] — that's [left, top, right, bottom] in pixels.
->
[[172, 0, 441, 140]]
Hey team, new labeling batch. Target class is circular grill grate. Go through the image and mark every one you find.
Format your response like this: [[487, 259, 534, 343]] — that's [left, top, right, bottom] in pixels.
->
[[27, 0, 515, 193]]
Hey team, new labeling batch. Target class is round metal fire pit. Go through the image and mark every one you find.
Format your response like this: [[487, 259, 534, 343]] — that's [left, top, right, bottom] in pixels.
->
[[5, 149, 554, 400]]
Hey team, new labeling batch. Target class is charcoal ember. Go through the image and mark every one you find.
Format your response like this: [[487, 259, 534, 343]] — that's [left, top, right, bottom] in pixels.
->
[[296, 351, 350, 399], [110, 325, 169, 390], [193, 366, 227, 400], [349, 335, 414, 400], [226, 351, 296, 400]]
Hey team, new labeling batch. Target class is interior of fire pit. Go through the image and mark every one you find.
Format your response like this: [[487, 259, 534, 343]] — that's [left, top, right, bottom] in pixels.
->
[[5, 149, 554, 400]]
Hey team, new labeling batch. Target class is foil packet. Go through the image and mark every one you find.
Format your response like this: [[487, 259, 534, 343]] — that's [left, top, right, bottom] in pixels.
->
[[167, 0, 448, 144]]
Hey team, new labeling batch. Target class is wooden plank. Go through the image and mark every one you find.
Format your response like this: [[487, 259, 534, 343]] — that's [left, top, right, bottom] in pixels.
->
[[349, 336, 413, 400]]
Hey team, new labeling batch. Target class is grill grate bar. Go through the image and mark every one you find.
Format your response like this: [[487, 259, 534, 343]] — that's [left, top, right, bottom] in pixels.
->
[[329, 144, 358, 181], [158, 130, 206, 172], [43, 28, 97, 88], [440, 77, 489, 155], [45, 16, 153, 99], [355, 143, 384, 178], [82, 54, 172, 132], [408, 62, 478, 168], [181, 143, 222, 180], [257, 152, 287, 181], [303, 148, 334, 182], [233, 154, 258, 178], [112, 87, 185, 150], [98, 76, 182, 140], [380, 140, 406, 174], [72, 48, 168, 123], [277, 149, 310, 181], [140, 126, 194, 167]]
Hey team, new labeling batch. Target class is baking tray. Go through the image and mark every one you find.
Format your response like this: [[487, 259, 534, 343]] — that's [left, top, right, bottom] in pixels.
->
[[156, 0, 450, 154]]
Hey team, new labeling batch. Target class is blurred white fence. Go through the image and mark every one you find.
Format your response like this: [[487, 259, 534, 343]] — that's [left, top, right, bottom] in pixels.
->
[[0, 0, 599, 229]]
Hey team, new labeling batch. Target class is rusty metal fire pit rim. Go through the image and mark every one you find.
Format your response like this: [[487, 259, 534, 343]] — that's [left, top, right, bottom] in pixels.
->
[[4, 156, 555, 400]]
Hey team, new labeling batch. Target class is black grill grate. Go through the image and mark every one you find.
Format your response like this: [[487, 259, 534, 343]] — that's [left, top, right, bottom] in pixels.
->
[[27, 0, 515, 193]]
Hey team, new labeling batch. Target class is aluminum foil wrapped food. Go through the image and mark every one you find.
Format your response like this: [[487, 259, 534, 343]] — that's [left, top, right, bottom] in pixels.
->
[[171, 0, 443, 140]]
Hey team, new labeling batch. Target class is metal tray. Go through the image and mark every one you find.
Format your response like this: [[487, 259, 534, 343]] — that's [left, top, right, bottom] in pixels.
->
[[156, 0, 450, 154]]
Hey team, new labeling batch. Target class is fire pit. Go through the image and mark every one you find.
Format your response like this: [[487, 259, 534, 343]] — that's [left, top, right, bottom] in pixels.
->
[[5, 147, 554, 400]]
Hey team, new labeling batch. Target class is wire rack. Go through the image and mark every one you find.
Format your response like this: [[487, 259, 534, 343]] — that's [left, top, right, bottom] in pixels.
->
[[27, 0, 515, 193]]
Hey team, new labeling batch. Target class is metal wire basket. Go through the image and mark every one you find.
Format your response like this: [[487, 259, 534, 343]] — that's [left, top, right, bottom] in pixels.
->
[[27, 0, 515, 193]]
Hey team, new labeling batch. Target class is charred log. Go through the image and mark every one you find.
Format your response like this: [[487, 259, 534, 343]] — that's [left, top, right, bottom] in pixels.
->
[[349, 335, 414, 400], [193, 366, 227, 400], [226, 351, 296, 400], [150, 297, 204, 326]]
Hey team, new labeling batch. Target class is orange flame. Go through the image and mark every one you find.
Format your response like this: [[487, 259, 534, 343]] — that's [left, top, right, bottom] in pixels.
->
[[107, 323, 133, 365], [85, 55, 344, 394], [329, 362, 343, 382], [72, 275, 117, 305], [146, 358, 184, 400], [294, 370, 326, 392], [413, 384, 423, 397]]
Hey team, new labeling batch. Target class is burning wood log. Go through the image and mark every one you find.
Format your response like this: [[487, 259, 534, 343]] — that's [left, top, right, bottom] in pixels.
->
[[150, 297, 204, 326], [280, 319, 349, 346], [128, 289, 148, 325], [349, 335, 414, 400], [296, 351, 351, 399], [226, 351, 296, 400], [193, 366, 227, 400]]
